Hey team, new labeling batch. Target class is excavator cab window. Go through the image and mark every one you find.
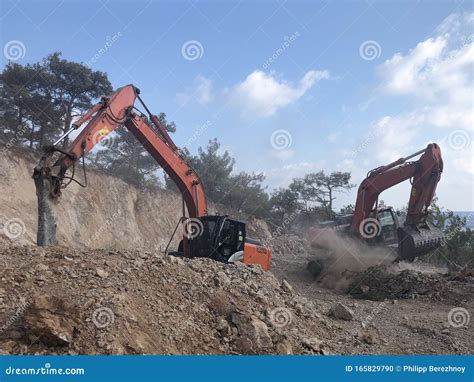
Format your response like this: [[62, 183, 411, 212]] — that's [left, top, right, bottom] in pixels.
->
[[376, 209, 399, 247], [216, 219, 246, 262]]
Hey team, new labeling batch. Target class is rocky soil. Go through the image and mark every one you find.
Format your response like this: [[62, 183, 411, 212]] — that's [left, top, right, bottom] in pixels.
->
[[0, 242, 339, 355], [0, 237, 472, 355], [271, 240, 473, 355], [0, 146, 472, 355], [348, 264, 474, 302]]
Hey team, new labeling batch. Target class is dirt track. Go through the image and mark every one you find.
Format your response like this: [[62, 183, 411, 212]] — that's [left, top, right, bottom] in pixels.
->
[[272, 248, 473, 354]]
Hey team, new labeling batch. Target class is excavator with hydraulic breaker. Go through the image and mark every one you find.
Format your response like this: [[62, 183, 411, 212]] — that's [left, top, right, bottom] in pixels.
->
[[33, 84, 271, 270], [307, 143, 445, 277]]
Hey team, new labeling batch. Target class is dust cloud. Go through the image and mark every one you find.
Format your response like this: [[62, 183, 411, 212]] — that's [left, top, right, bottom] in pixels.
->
[[306, 228, 397, 290]]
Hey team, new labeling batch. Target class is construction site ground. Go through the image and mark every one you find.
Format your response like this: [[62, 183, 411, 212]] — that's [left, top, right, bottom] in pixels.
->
[[0, 147, 472, 355], [0, 236, 472, 355]]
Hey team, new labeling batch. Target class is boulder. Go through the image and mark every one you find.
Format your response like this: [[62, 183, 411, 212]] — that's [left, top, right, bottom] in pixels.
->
[[302, 337, 322, 352], [231, 312, 272, 349], [24, 295, 78, 346], [328, 303, 354, 321]]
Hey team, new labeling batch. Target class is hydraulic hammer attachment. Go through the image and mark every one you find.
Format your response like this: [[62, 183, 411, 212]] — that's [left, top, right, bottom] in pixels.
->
[[33, 163, 58, 246], [32, 146, 71, 246]]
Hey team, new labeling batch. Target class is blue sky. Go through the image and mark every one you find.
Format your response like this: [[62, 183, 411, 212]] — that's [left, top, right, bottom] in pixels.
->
[[1, 0, 473, 210]]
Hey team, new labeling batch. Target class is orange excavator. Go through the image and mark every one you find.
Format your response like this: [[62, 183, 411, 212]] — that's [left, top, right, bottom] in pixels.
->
[[33, 84, 271, 270], [307, 143, 445, 277], [352, 143, 444, 261]]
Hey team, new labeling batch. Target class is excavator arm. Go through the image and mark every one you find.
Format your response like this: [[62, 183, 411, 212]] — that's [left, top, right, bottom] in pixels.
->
[[33, 84, 207, 247], [351, 143, 444, 260]]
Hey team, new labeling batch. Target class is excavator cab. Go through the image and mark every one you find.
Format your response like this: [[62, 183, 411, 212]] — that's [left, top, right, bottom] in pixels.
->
[[372, 207, 400, 250], [188, 215, 245, 262], [183, 215, 271, 270]]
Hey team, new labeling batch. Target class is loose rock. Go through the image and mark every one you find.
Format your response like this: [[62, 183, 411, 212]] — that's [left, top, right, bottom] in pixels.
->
[[328, 303, 354, 321]]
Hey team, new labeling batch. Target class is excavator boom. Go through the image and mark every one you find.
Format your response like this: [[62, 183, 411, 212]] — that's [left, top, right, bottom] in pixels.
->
[[33, 85, 207, 249]]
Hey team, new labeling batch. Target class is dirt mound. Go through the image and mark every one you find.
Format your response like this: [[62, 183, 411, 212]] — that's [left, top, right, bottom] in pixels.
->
[[347, 265, 474, 303], [0, 244, 342, 355]]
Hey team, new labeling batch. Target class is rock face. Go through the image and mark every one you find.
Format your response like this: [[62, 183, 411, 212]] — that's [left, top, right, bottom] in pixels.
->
[[302, 337, 323, 352], [0, 146, 271, 250], [23, 295, 78, 346], [328, 303, 354, 321]]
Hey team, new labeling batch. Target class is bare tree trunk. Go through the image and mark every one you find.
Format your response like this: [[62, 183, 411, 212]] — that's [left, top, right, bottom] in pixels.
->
[[328, 188, 333, 218]]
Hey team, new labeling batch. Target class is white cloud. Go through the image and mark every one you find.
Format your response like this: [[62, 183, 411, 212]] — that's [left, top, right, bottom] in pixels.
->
[[347, 12, 474, 210], [177, 75, 213, 106], [229, 70, 329, 117], [379, 36, 447, 97], [371, 113, 424, 163], [378, 13, 473, 131]]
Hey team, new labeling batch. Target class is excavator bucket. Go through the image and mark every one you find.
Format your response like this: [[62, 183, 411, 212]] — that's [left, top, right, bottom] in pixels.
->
[[398, 221, 445, 262]]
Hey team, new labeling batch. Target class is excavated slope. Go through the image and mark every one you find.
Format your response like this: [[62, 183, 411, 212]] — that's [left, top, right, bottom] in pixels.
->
[[0, 146, 270, 250]]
